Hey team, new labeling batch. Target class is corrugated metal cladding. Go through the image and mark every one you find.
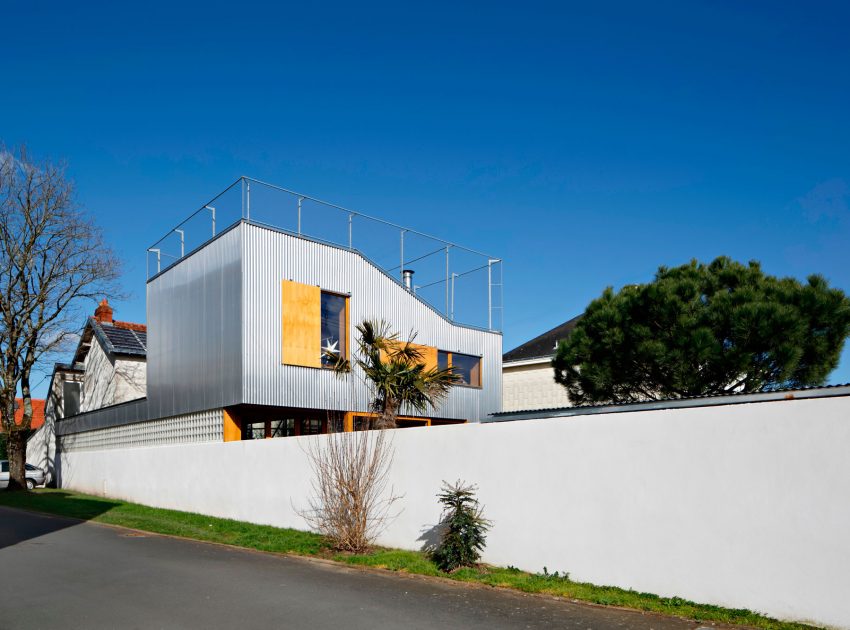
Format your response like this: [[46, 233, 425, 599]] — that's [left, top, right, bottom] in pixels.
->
[[56, 398, 150, 436], [146, 224, 243, 419], [59, 408, 223, 452], [241, 222, 502, 421]]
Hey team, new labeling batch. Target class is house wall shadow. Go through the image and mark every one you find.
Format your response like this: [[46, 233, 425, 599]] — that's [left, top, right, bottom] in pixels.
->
[[0, 492, 118, 551]]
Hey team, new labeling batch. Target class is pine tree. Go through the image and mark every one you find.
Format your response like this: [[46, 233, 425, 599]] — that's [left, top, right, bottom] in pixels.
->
[[432, 481, 491, 572], [553, 257, 850, 405]]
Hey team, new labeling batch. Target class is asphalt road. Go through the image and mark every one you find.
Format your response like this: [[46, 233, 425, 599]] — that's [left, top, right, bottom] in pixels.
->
[[0, 506, 707, 630]]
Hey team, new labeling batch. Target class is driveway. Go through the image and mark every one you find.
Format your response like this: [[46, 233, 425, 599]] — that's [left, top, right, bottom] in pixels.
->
[[0, 506, 704, 629]]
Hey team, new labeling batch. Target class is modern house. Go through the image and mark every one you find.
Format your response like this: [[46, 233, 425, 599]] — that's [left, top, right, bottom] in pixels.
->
[[501, 316, 579, 412], [29, 179, 502, 467]]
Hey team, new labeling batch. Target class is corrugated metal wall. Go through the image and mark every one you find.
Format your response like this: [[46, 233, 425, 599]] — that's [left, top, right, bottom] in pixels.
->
[[61, 220, 501, 436], [241, 222, 502, 420], [146, 224, 243, 419]]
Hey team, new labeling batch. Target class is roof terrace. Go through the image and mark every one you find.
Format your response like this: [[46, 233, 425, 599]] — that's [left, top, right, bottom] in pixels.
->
[[146, 177, 503, 332]]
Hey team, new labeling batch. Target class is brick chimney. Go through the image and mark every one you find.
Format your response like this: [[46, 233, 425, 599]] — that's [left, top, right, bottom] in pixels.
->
[[94, 299, 113, 324]]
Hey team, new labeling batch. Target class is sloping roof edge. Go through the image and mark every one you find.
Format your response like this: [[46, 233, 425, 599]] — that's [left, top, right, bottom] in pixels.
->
[[72, 317, 147, 364], [503, 315, 581, 362]]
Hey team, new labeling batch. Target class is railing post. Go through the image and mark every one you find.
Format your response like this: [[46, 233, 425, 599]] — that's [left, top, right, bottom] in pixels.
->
[[445, 246, 450, 316], [205, 206, 216, 237], [487, 259, 492, 330], [451, 272, 458, 321], [175, 229, 184, 257], [400, 230, 406, 283], [298, 197, 303, 235], [148, 248, 161, 274]]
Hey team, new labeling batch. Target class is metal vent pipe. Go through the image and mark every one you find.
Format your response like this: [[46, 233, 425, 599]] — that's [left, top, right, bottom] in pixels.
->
[[402, 269, 415, 291]]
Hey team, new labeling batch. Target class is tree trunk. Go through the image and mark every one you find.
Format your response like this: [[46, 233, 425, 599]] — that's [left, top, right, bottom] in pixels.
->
[[373, 400, 398, 430], [6, 429, 28, 491]]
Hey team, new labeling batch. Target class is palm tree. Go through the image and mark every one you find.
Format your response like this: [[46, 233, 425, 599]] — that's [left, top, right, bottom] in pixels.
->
[[327, 319, 459, 429]]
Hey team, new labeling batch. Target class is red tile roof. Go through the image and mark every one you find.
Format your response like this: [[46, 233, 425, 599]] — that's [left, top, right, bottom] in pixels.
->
[[114, 320, 147, 333], [1, 398, 46, 430]]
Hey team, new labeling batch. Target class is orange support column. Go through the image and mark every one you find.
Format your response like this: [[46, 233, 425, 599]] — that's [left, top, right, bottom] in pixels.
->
[[223, 409, 241, 442]]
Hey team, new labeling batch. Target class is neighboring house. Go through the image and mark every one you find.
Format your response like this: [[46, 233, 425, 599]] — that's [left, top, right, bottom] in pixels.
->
[[1, 398, 46, 431], [33, 209, 501, 459], [73, 300, 147, 412], [501, 316, 580, 412], [26, 300, 146, 484]]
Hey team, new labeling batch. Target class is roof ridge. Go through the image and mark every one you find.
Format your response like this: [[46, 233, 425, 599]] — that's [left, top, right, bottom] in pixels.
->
[[113, 320, 147, 332]]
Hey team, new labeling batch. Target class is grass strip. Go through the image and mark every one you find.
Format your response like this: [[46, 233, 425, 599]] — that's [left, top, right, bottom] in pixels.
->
[[0, 489, 818, 630]]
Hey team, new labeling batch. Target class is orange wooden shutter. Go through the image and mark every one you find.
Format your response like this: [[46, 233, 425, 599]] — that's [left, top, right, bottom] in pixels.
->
[[281, 280, 322, 368]]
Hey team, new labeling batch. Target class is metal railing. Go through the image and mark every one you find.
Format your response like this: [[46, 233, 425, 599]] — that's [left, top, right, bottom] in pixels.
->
[[146, 176, 504, 331]]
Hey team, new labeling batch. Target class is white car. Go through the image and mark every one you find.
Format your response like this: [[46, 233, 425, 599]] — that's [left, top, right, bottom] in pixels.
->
[[0, 460, 46, 490]]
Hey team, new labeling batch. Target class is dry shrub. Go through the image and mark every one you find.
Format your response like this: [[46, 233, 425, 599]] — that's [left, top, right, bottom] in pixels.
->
[[300, 429, 401, 553]]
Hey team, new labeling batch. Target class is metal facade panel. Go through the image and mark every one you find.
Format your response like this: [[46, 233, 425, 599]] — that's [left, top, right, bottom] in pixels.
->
[[146, 225, 243, 418], [240, 223, 502, 421], [56, 398, 150, 436]]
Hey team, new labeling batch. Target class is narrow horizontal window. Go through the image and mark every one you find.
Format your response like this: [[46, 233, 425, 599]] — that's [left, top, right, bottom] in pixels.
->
[[300, 418, 323, 435], [270, 419, 297, 438], [243, 421, 266, 440]]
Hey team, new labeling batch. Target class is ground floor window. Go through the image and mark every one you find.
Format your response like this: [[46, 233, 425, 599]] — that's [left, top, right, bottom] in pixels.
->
[[229, 405, 464, 440], [244, 421, 266, 440]]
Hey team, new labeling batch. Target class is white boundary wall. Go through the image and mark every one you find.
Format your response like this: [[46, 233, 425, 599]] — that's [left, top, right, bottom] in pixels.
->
[[59, 395, 850, 628]]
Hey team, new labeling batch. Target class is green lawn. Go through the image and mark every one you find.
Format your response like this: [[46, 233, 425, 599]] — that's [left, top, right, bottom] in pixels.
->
[[0, 489, 818, 630]]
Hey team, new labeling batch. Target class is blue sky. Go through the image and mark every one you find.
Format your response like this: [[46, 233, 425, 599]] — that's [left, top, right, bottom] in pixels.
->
[[4, 1, 850, 393]]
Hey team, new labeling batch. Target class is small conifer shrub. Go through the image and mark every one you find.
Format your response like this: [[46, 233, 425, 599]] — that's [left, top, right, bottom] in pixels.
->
[[432, 481, 491, 572]]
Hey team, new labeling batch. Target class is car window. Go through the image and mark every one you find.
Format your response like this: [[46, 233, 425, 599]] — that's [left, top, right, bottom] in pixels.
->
[[25, 464, 36, 471], [1, 462, 8, 473]]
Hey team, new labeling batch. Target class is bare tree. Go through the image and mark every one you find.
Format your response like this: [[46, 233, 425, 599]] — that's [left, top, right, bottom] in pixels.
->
[[0, 145, 121, 490], [299, 429, 401, 552]]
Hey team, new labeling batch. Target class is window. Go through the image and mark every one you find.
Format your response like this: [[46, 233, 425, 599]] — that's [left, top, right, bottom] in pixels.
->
[[243, 421, 266, 440], [63, 381, 81, 417], [1, 462, 8, 473], [321, 292, 347, 366], [25, 464, 37, 471], [438, 351, 482, 387], [270, 419, 297, 438], [300, 418, 322, 435], [353, 415, 372, 431]]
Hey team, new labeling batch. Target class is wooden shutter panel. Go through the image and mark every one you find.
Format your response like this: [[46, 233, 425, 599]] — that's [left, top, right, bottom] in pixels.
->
[[281, 280, 322, 368], [419, 345, 438, 371], [380, 342, 438, 371]]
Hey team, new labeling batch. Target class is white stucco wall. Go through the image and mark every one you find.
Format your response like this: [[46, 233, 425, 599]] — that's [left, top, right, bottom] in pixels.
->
[[59, 395, 850, 628], [26, 369, 82, 484], [80, 341, 146, 412], [80, 341, 114, 412], [25, 422, 54, 483], [502, 358, 571, 411], [114, 357, 146, 403]]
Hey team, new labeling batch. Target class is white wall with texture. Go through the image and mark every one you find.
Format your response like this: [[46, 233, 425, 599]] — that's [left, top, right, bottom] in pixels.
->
[[502, 358, 572, 411], [59, 395, 850, 629]]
